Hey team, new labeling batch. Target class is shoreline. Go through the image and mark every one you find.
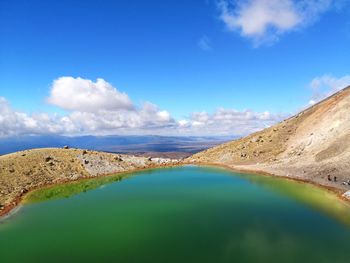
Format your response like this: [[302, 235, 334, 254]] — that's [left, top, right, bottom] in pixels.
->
[[1, 161, 350, 218], [0, 162, 183, 218], [190, 162, 350, 203]]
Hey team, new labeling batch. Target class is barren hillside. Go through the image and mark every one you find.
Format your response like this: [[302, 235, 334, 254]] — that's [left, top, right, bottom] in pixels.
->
[[188, 86, 350, 193], [0, 148, 178, 215]]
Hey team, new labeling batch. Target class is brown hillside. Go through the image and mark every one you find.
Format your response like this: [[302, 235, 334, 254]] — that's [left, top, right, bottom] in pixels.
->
[[188, 86, 350, 191]]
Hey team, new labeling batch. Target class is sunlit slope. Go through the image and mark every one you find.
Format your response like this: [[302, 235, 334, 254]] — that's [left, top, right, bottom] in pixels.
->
[[189, 86, 350, 190]]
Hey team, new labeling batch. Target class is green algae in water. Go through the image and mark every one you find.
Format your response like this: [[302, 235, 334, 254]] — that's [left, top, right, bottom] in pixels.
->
[[1, 166, 350, 263], [23, 173, 126, 203]]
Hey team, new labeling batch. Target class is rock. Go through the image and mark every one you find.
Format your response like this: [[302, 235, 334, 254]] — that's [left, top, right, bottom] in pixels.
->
[[45, 156, 53, 162], [114, 156, 123, 162], [20, 188, 28, 194], [9, 168, 15, 173], [342, 190, 350, 200], [82, 150, 88, 155], [63, 145, 69, 149], [84, 160, 89, 164], [342, 180, 350, 186]]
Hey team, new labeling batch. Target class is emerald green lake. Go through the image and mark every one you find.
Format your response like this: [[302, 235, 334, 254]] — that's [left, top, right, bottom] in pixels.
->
[[1, 166, 350, 263]]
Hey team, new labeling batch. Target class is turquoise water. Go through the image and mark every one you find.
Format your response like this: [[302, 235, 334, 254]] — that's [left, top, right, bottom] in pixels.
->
[[1, 166, 350, 263]]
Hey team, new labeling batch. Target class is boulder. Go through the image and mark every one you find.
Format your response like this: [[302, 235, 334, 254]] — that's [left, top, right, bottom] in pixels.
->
[[342, 190, 350, 200], [45, 156, 53, 162]]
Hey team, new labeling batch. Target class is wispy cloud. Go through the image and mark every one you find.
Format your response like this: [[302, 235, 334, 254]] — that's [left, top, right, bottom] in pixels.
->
[[217, 0, 334, 46], [308, 74, 350, 105], [198, 35, 212, 51]]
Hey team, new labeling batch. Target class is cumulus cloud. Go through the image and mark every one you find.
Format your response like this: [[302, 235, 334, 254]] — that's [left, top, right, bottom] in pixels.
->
[[177, 108, 287, 136], [0, 77, 178, 137], [0, 76, 288, 137], [0, 96, 177, 137], [218, 0, 333, 45], [0, 97, 71, 137], [66, 102, 176, 134], [308, 74, 350, 105], [47, 77, 134, 112], [0, 97, 285, 137]]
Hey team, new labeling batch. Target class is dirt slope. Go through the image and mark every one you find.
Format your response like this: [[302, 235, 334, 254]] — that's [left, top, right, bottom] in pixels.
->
[[188, 86, 350, 192], [0, 148, 178, 214]]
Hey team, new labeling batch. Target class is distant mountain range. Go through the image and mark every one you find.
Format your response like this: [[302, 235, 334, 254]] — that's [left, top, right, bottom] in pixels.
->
[[0, 135, 234, 155]]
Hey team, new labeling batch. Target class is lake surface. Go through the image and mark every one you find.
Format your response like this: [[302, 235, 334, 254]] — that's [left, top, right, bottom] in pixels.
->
[[1, 166, 350, 263]]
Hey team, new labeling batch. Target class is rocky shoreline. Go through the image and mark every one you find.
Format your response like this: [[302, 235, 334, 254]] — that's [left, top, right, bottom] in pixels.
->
[[186, 161, 350, 203], [0, 147, 180, 217], [2, 147, 350, 218], [187, 87, 350, 201]]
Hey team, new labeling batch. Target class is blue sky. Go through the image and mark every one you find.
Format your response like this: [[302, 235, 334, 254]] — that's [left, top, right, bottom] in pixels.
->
[[1, 0, 350, 136]]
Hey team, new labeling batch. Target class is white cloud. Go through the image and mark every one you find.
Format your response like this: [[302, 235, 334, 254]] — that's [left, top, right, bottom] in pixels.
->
[[0, 97, 285, 137], [0, 77, 178, 137], [0, 97, 70, 137], [177, 108, 287, 136], [0, 76, 289, 137], [198, 35, 212, 50], [308, 74, 350, 105], [0, 96, 178, 137], [47, 77, 134, 112], [218, 0, 333, 45]]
